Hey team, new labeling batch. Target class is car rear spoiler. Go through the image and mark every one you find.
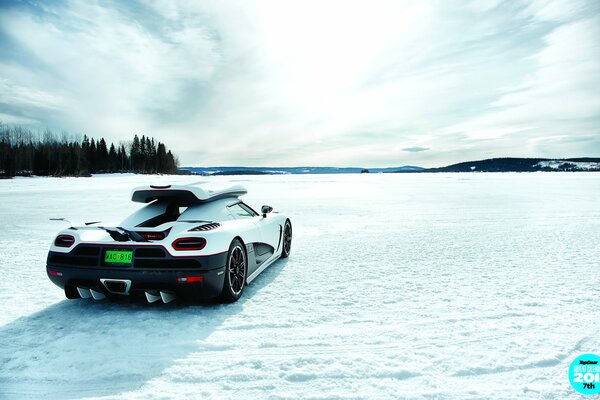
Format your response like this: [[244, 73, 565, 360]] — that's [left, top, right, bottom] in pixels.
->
[[131, 184, 247, 204]]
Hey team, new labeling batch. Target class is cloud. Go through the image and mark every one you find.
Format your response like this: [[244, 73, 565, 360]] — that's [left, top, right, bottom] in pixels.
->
[[0, 0, 599, 167], [402, 147, 430, 153], [0, 0, 220, 136], [436, 12, 600, 159], [0, 78, 64, 110]]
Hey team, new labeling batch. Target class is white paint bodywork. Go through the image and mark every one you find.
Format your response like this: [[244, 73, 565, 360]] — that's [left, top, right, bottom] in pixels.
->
[[50, 184, 289, 283]]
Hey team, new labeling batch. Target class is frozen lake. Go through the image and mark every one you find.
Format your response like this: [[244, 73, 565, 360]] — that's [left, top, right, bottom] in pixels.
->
[[0, 173, 598, 399]]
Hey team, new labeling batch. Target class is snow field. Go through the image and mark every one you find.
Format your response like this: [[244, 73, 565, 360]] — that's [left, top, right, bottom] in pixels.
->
[[0, 173, 599, 399]]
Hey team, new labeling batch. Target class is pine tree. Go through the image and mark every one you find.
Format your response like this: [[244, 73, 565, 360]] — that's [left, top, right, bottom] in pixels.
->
[[131, 135, 140, 172], [80, 135, 90, 174], [145, 136, 153, 173], [166, 150, 177, 174], [98, 138, 108, 172], [119, 144, 127, 171], [108, 143, 117, 172], [89, 138, 97, 173], [140, 135, 147, 172]]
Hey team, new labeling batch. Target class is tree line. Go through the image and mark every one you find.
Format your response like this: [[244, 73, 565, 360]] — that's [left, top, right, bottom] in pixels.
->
[[0, 124, 178, 177]]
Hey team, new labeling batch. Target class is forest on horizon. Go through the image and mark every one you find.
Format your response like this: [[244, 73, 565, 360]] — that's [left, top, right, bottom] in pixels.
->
[[0, 124, 179, 178]]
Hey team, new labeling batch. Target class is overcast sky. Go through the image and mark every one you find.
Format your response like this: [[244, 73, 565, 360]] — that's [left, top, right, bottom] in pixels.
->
[[1, 0, 599, 167]]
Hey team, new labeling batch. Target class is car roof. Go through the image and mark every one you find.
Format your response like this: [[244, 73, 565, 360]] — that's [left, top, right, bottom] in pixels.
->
[[131, 183, 247, 204]]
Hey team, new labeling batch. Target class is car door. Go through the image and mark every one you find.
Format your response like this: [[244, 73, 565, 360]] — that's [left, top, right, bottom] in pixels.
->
[[229, 202, 280, 263], [238, 202, 280, 250], [227, 203, 267, 274], [257, 211, 281, 252]]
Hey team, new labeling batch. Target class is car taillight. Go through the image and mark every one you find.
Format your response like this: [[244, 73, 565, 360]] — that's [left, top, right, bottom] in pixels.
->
[[177, 276, 203, 283], [54, 234, 75, 248], [138, 232, 166, 241], [172, 237, 206, 251]]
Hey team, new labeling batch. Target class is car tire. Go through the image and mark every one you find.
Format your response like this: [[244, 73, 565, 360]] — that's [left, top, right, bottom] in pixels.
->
[[281, 219, 292, 258], [220, 239, 247, 303]]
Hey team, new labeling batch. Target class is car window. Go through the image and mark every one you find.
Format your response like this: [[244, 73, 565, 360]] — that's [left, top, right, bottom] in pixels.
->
[[132, 202, 181, 227], [228, 203, 255, 218], [239, 202, 259, 216]]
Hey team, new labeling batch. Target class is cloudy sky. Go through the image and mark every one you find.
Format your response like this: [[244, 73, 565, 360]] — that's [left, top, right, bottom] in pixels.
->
[[0, 0, 599, 167]]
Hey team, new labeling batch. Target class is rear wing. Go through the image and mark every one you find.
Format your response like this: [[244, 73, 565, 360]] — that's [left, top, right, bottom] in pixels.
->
[[131, 184, 247, 204]]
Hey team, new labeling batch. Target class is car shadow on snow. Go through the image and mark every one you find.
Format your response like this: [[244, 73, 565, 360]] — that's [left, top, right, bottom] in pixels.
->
[[0, 259, 288, 400]]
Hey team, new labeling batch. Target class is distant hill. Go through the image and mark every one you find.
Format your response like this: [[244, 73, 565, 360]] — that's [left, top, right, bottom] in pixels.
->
[[180, 157, 600, 176], [181, 165, 425, 175], [210, 170, 269, 176], [423, 157, 600, 172]]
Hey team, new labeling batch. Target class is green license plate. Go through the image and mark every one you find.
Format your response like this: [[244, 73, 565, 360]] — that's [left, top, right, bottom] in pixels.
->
[[105, 250, 133, 264]]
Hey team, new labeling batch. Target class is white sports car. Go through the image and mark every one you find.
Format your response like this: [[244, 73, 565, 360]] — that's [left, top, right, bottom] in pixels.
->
[[46, 183, 292, 303]]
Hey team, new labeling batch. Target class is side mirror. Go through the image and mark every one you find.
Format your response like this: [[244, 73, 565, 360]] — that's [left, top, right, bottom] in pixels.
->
[[261, 205, 273, 217]]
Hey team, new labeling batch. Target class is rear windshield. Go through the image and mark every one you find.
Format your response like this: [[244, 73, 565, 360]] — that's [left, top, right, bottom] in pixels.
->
[[136, 202, 185, 227]]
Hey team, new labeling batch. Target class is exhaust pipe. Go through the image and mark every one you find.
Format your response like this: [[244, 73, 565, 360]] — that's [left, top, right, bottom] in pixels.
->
[[89, 289, 106, 300], [77, 287, 92, 299], [160, 291, 176, 304], [100, 279, 131, 295], [145, 291, 161, 303]]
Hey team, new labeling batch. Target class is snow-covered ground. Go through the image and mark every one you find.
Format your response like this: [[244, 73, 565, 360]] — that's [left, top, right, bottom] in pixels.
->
[[0, 173, 599, 399]]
